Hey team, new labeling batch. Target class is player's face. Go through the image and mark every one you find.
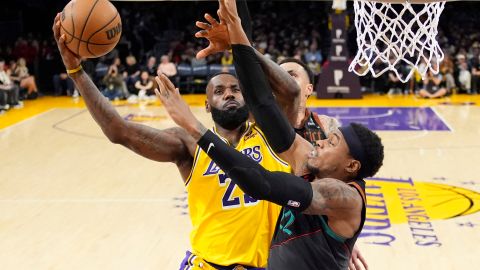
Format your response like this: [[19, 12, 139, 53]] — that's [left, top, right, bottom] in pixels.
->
[[280, 62, 313, 105], [205, 74, 249, 130], [206, 74, 245, 112], [306, 130, 353, 179]]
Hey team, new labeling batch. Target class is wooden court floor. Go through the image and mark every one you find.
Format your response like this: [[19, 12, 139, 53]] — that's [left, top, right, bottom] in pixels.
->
[[0, 94, 479, 269]]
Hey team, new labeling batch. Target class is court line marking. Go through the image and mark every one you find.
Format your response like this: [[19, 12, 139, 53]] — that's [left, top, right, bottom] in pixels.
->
[[335, 110, 394, 120], [0, 108, 56, 133], [52, 108, 105, 139], [431, 106, 454, 132]]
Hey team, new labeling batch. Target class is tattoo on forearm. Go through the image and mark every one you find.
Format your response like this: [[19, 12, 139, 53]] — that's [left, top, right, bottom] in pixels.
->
[[73, 71, 122, 130], [307, 179, 358, 214]]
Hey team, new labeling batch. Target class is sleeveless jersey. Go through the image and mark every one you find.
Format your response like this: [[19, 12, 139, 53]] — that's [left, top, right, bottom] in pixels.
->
[[186, 122, 291, 267], [294, 109, 327, 144], [268, 177, 366, 270]]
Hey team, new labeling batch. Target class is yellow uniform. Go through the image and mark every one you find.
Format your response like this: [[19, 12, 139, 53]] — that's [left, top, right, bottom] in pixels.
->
[[184, 122, 290, 268]]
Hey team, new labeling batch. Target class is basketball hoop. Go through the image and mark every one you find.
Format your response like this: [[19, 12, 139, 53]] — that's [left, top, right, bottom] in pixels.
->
[[349, 0, 448, 83]]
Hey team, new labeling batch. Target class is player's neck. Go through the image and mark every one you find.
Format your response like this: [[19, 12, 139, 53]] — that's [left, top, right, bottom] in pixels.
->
[[214, 123, 247, 148], [295, 106, 309, 129]]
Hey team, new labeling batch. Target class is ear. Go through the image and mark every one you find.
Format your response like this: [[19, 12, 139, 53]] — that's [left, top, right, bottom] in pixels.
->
[[306, 83, 314, 97], [205, 100, 211, 113], [346, 159, 361, 176]]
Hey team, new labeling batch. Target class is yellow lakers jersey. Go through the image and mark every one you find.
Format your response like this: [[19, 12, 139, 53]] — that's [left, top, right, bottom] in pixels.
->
[[185, 122, 290, 267]]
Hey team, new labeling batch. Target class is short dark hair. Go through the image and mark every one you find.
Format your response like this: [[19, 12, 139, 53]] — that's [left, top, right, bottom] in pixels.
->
[[207, 71, 237, 83], [278, 58, 314, 84], [351, 122, 384, 179], [0, 58, 4, 63]]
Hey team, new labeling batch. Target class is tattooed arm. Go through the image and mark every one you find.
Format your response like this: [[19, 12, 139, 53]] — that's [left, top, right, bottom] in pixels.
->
[[52, 13, 195, 179], [304, 178, 363, 238], [254, 50, 301, 124]]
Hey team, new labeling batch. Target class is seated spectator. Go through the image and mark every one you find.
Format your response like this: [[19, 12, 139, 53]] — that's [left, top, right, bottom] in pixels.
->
[[456, 54, 472, 93], [53, 72, 74, 96], [10, 57, 39, 99], [306, 54, 321, 76], [440, 54, 456, 94], [471, 54, 480, 94], [134, 70, 155, 101], [143, 56, 157, 77], [419, 71, 448, 99], [157, 55, 177, 81], [102, 65, 126, 101], [0, 58, 21, 111], [221, 50, 233, 66], [94, 56, 109, 86], [304, 42, 323, 66], [123, 54, 140, 93]]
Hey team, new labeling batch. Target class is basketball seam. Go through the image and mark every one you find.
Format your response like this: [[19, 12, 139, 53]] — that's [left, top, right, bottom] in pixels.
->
[[77, 0, 100, 55], [86, 11, 120, 58], [64, 1, 76, 45]]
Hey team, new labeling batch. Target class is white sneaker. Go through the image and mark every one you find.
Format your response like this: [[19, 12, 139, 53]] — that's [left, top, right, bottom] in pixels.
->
[[127, 95, 138, 104], [138, 90, 147, 101], [72, 89, 79, 98]]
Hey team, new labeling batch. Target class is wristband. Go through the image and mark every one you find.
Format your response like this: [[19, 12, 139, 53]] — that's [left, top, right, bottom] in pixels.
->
[[66, 65, 83, 75]]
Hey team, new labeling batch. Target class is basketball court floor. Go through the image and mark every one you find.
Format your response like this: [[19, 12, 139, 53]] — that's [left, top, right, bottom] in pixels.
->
[[0, 94, 479, 269]]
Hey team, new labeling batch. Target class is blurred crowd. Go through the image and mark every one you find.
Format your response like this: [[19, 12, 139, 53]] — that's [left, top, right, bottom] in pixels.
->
[[1, 1, 479, 113]]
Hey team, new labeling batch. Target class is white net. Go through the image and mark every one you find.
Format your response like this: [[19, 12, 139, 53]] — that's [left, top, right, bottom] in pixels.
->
[[349, 0, 446, 83]]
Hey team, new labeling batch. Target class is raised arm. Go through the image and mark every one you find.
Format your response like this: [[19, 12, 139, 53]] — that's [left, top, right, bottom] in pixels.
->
[[216, 0, 312, 173], [52, 13, 195, 179], [195, 1, 301, 124]]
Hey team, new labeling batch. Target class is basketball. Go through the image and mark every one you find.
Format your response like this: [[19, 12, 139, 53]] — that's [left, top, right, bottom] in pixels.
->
[[60, 0, 122, 58]]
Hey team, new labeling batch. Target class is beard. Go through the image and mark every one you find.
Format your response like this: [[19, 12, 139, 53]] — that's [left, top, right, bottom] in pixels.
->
[[306, 162, 320, 177], [211, 105, 249, 130]]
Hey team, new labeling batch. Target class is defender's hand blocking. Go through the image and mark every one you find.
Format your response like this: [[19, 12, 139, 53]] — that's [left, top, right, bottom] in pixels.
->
[[195, 13, 230, 59], [52, 13, 82, 71], [217, 0, 250, 46], [154, 72, 201, 137], [218, 0, 240, 25]]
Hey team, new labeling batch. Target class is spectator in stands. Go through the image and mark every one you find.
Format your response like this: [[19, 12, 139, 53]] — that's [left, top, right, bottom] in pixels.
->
[[304, 41, 322, 66], [143, 55, 157, 76], [0, 58, 21, 111], [123, 54, 141, 93], [456, 54, 472, 93], [134, 70, 155, 101], [53, 71, 74, 96], [440, 54, 456, 94], [471, 52, 480, 94], [419, 71, 448, 99], [94, 56, 109, 86], [10, 57, 39, 99], [157, 55, 177, 81], [221, 50, 233, 66], [102, 65, 126, 101]]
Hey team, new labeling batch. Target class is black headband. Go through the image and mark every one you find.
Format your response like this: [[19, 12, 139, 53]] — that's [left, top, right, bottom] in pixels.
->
[[339, 125, 368, 178]]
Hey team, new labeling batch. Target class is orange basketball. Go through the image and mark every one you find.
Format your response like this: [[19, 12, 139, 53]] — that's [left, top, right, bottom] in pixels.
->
[[60, 0, 122, 58]]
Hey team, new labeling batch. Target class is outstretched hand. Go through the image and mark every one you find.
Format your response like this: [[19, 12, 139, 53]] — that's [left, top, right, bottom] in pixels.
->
[[195, 13, 230, 59], [217, 0, 240, 25], [217, 0, 250, 46], [154, 71, 204, 139], [52, 12, 82, 71]]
